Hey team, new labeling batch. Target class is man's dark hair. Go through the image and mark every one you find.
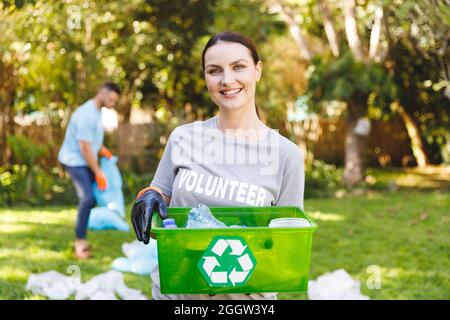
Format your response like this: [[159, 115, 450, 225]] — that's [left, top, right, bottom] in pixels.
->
[[100, 82, 121, 95]]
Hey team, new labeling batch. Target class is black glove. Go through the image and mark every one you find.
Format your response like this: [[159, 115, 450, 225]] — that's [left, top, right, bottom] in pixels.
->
[[131, 189, 168, 244]]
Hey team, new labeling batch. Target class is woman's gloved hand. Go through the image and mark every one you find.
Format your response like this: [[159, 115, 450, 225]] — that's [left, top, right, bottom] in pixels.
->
[[131, 186, 168, 244]]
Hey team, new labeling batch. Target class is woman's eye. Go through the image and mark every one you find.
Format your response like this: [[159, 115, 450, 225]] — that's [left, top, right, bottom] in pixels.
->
[[234, 64, 245, 70], [208, 68, 221, 75]]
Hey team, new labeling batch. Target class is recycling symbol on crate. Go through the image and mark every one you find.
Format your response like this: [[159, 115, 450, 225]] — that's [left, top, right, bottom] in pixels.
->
[[197, 236, 256, 287]]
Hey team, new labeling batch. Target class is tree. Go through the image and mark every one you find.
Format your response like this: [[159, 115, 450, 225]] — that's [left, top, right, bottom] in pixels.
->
[[268, 0, 392, 186], [0, 2, 27, 163], [1, 0, 217, 123], [384, 0, 450, 166]]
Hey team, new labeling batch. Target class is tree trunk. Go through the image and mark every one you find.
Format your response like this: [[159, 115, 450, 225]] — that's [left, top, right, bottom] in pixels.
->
[[117, 86, 133, 123], [122, 100, 132, 123], [396, 103, 428, 167], [0, 60, 17, 165], [25, 169, 33, 196], [343, 119, 366, 187], [343, 97, 369, 187]]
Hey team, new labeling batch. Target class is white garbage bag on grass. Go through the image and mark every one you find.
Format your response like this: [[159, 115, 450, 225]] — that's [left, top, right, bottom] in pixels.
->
[[307, 269, 370, 300]]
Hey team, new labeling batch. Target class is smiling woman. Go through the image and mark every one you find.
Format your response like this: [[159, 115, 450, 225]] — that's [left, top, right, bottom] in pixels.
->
[[130, 31, 306, 301], [202, 31, 263, 125]]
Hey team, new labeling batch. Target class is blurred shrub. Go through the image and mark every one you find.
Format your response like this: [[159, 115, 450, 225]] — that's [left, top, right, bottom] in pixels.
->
[[0, 162, 154, 207], [7, 135, 47, 167], [121, 169, 154, 204], [0, 165, 77, 206], [305, 159, 343, 198], [7, 135, 49, 196], [1, 135, 78, 206]]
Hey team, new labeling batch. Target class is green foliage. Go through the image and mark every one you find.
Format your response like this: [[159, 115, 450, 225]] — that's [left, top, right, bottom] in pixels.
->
[[7, 135, 47, 166], [210, 0, 285, 39], [305, 160, 343, 198], [121, 169, 154, 204], [2, 135, 76, 206], [381, 0, 450, 162], [0, 165, 78, 206], [307, 52, 394, 113], [387, 35, 450, 164], [1, 0, 218, 120], [0, 0, 290, 123], [387, 0, 450, 53], [258, 35, 308, 133]]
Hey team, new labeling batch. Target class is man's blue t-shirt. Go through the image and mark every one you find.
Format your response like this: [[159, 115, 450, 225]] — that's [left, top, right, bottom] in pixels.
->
[[58, 99, 104, 167]]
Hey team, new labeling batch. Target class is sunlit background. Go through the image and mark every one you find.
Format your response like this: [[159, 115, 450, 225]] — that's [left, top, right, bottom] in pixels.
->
[[0, 0, 449, 300]]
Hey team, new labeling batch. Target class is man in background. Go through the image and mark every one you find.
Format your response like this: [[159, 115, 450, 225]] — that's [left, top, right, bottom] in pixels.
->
[[58, 82, 120, 259]]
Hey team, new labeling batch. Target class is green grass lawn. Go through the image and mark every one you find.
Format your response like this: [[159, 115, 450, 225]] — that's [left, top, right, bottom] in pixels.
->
[[0, 167, 449, 299]]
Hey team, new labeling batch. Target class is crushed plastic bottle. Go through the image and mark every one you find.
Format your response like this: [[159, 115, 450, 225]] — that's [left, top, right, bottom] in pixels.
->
[[185, 204, 227, 229]]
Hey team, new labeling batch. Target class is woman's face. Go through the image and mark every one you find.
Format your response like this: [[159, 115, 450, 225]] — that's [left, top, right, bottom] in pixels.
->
[[204, 41, 262, 112]]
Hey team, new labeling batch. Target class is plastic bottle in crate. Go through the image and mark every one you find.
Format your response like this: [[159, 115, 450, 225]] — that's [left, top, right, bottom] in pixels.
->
[[185, 204, 227, 228]]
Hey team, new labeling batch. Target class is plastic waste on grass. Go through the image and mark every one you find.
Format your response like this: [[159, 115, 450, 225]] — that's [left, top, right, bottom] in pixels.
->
[[307, 269, 369, 300], [75, 270, 146, 300], [112, 240, 159, 275], [26, 270, 147, 300], [26, 270, 80, 300]]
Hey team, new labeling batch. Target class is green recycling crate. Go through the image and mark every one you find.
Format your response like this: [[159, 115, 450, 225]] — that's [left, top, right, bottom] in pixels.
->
[[151, 206, 317, 294]]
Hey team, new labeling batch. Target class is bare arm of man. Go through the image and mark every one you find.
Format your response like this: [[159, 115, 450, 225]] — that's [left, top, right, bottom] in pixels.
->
[[79, 140, 101, 174]]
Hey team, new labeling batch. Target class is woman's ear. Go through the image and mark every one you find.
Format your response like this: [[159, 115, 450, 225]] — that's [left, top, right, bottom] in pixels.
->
[[255, 61, 262, 82]]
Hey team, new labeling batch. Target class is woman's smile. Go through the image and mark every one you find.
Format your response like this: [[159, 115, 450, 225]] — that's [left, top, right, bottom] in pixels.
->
[[220, 87, 243, 98]]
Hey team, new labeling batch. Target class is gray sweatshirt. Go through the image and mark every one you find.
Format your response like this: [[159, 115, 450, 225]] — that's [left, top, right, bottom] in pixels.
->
[[150, 116, 305, 300]]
